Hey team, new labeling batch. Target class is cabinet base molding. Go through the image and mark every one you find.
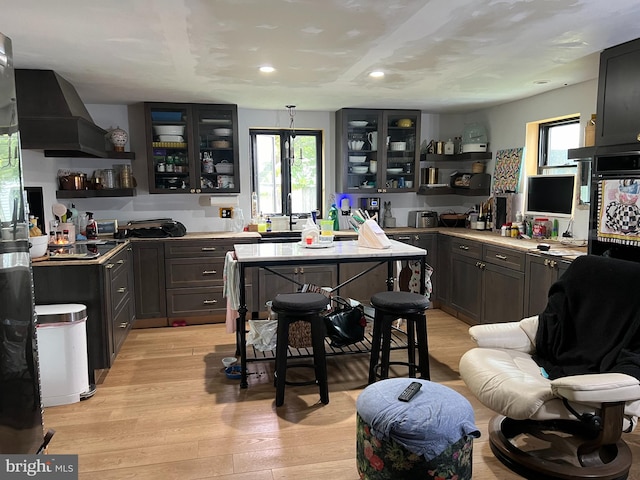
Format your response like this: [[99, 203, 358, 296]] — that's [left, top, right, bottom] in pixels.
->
[[133, 317, 169, 329]]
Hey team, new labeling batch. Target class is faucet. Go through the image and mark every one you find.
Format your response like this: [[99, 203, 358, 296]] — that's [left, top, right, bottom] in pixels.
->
[[288, 193, 293, 231]]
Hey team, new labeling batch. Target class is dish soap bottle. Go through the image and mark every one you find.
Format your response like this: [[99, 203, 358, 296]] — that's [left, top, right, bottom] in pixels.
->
[[328, 203, 339, 231], [86, 212, 98, 240]]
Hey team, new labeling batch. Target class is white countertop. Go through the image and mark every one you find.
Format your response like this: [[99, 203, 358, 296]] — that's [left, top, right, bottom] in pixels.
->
[[234, 238, 426, 264]]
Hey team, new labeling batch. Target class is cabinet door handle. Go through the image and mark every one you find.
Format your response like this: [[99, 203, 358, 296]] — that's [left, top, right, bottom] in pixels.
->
[[117, 259, 125, 265], [475, 261, 482, 268], [299, 267, 304, 274], [495, 254, 507, 260], [459, 245, 469, 250], [117, 287, 126, 293], [550, 260, 557, 268], [480, 262, 486, 269], [201, 247, 216, 251], [119, 322, 129, 329], [105, 263, 115, 269], [203, 299, 217, 305], [190, 188, 196, 193], [397, 236, 411, 241], [202, 270, 217, 275]]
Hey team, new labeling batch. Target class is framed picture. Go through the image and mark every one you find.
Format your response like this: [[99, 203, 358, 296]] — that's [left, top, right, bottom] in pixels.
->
[[96, 219, 118, 237]]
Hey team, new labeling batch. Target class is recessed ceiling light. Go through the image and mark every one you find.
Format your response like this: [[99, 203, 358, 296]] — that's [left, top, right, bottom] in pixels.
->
[[259, 66, 275, 73], [369, 71, 384, 78]]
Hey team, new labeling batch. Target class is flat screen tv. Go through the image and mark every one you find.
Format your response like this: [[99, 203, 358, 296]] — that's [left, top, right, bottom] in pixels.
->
[[525, 174, 575, 218]]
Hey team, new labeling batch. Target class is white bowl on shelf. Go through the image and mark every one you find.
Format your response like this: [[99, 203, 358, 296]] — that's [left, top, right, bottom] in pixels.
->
[[352, 166, 369, 174], [158, 135, 184, 142], [213, 128, 232, 136], [29, 235, 49, 259], [389, 141, 406, 151], [348, 120, 368, 127], [153, 125, 185, 136], [386, 167, 403, 174], [349, 155, 367, 163], [215, 161, 234, 174]]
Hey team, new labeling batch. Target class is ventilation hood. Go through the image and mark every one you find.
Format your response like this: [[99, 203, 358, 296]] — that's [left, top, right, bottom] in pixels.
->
[[15, 69, 109, 158]]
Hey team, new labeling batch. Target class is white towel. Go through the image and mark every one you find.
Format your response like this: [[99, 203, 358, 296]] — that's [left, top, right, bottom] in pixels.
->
[[223, 251, 239, 333]]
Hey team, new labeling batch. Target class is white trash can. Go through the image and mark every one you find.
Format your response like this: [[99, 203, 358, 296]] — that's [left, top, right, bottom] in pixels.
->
[[35, 304, 90, 407]]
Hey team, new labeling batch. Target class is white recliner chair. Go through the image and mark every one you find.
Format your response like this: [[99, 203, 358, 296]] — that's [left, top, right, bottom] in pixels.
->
[[460, 255, 640, 480]]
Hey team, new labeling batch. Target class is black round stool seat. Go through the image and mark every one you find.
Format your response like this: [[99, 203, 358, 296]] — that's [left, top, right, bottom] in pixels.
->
[[368, 291, 430, 384], [272, 292, 328, 312], [371, 291, 430, 313], [272, 292, 329, 407]]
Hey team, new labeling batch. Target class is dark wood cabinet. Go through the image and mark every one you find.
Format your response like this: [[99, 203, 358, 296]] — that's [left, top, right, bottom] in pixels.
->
[[106, 246, 135, 355], [335, 108, 421, 193], [144, 102, 240, 194], [164, 239, 252, 323], [449, 240, 524, 325], [595, 37, 640, 148], [450, 239, 483, 324], [481, 244, 525, 324], [132, 241, 166, 326], [32, 243, 135, 383], [524, 253, 571, 317], [435, 234, 452, 307]]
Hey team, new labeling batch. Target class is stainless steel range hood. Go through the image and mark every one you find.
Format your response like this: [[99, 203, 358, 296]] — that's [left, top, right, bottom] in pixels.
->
[[15, 69, 108, 158]]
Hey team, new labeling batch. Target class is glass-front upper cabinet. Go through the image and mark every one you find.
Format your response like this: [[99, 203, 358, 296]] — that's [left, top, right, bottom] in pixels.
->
[[145, 103, 239, 194], [335, 108, 421, 194]]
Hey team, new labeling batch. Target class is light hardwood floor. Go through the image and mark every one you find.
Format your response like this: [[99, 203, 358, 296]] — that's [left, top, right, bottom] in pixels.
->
[[44, 309, 640, 479]]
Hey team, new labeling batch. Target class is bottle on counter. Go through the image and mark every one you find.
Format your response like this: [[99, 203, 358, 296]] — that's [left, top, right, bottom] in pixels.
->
[[86, 212, 98, 240], [266, 216, 272, 232], [485, 207, 493, 231], [328, 203, 339, 231], [251, 191, 258, 222], [476, 210, 486, 230]]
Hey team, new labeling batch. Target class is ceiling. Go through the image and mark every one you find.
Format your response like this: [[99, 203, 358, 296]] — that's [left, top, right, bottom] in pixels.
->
[[3, 0, 640, 113]]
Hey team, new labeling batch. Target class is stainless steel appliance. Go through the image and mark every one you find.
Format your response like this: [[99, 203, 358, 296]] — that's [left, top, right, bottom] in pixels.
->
[[360, 197, 381, 223], [0, 32, 47, 454], [408, 210, 438, 228]]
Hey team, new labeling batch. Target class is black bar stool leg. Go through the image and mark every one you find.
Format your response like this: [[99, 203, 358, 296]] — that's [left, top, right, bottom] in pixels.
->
[[380, 314, 393, 380], [275, 318, 290, 407], [406, 317, 416, 377], [311, 319, 329, 404], [415, 312, 430, 380], [368, 310, 384, 384]]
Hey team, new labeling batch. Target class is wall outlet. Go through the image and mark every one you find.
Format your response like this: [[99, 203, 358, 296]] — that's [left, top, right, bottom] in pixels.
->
[[219, 207, 233, 218]]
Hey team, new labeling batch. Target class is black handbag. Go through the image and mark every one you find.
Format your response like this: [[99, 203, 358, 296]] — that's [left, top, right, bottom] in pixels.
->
[[323, 297, 366, 348]]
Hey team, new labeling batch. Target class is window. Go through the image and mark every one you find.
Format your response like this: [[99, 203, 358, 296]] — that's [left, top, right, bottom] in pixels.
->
[[537, 116, 591, 205], [250, 129, 322, 217], [538, 118, 580, 173]]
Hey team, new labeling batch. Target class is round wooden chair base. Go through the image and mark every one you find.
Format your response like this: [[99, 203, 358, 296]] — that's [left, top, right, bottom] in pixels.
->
[[488, 415, 632, 480]]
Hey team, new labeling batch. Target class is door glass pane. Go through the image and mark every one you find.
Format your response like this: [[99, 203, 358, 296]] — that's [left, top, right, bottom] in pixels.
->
[[255, 134, 282, 215], [291, 134, 319, 214]]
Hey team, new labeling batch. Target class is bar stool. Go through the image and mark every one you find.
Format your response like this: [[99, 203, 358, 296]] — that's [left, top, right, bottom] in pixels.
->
[[271, 292, 329, 407], [368, 291, 430, 384]]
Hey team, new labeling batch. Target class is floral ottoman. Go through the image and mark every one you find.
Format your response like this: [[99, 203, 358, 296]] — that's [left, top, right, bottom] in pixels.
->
[[356, 379, 479, 480]]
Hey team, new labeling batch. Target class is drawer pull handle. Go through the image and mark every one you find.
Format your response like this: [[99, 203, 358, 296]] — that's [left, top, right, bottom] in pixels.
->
[[201, 247, 217, 251], [117, 259, 125, 265], [544, 258, 550, 266], [495, 254, 507, 260], [203, 270, 217, 275], [203, 299, 217, 305], [397, 236, 411, 240], [117, 287, 126, 293], [119, 322, 129, 329], [459, 245, 469, 250], [106, 263, 115, 269]]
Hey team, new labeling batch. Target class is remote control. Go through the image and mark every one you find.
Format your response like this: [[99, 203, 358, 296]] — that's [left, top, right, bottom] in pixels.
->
[[398, 381, 422, 402]]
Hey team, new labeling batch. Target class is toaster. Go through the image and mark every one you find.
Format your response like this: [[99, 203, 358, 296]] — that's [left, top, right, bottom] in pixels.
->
[[408, 210, 438, 228]]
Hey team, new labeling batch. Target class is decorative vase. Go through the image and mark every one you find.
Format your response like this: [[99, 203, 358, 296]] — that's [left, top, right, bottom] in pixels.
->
[[107, 126, 128, 152]]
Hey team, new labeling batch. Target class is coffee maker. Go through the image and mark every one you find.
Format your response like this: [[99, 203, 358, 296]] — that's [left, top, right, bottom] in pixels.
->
[[360, 197, 381, 223]]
